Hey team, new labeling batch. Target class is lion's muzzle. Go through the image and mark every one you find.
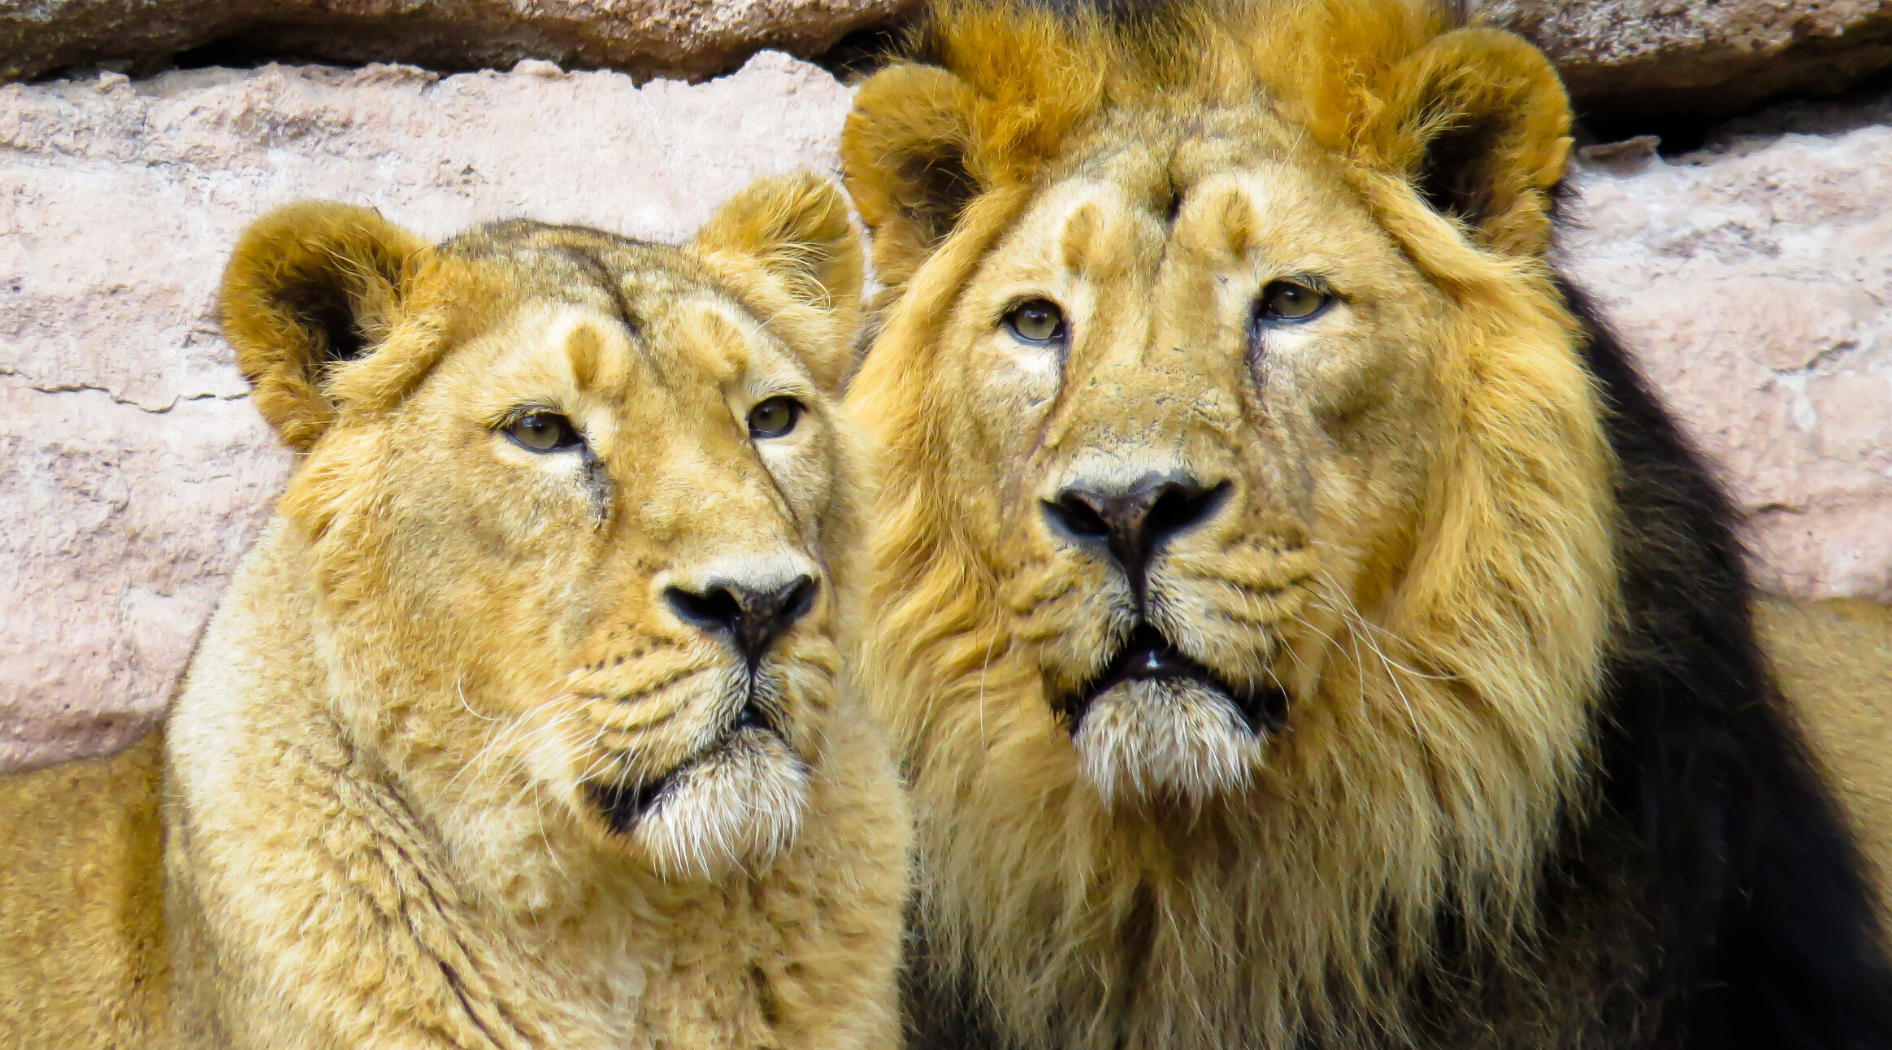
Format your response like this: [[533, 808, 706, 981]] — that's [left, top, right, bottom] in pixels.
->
[[1038, 465, 1292, 805], [1060, 620, 1288, 807]]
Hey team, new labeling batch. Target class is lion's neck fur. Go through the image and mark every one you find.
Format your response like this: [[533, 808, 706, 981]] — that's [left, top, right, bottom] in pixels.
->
[[880, 618, 1593, 1050]]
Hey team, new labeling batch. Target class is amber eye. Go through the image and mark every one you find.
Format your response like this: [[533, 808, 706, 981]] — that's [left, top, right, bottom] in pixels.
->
[[748, 396, 802, 440], [1003, 299, 1067, 345], [505, 411, 582, 453], [1255, 280, 1331, 324]]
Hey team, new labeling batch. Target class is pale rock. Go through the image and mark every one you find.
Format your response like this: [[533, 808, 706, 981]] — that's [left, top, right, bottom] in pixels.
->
[[0, 0, 912, 84], [1479, 0, 1892, 115], [0, 54, 856, 772], [1560, 91, 1892, 604]]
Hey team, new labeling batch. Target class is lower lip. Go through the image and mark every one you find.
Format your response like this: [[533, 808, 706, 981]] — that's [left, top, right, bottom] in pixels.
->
[[1063, 638, 1289, 736]]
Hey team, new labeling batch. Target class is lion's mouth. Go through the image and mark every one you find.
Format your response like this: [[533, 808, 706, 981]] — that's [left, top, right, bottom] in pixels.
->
[[1058, 622, 1289, 736]]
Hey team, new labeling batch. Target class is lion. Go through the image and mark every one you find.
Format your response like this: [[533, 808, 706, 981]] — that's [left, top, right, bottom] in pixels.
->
[[835, 2, 1892, 1048], [0, 172, 909, 1049]]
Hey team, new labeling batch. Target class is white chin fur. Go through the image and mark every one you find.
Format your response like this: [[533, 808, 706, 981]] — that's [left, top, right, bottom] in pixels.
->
[[1072, 679, 1264, 807], [632, 733, 809, 879]]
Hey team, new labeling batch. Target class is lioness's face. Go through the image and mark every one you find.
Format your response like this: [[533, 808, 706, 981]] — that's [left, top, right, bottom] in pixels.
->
[[387, 258, 843, 876], [932, 118, 1440, 804], [230, 178, 863, 878]]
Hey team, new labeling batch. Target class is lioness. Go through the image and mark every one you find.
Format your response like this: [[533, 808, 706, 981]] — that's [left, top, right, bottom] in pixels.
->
[[1, 173, 907, 1049], [838, 1, 1892, 1048]]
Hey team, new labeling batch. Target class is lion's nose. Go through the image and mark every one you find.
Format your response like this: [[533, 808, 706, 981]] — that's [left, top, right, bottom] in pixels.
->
[[664, 574, 818, 666], [1042, 472, 1230, 598]]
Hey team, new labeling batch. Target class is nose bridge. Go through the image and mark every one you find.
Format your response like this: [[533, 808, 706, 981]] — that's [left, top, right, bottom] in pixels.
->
[[615, 407, 799, 557], [1052, 283, 1234, 474]]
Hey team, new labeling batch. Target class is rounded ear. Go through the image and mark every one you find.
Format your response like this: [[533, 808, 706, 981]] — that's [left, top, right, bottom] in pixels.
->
[[841, 63, 983, 289], [690, 172, 866, 395], [1363, 28, 1572, 257], [220, 202, 425, 451]]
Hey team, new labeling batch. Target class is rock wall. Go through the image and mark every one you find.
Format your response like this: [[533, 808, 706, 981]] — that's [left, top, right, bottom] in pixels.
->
[[1, 0, 914, 83], [1477, 0, 1892, 115], [9, 0, 1892, 119], [1560, 96, 1892, 604], [2, 30, 1890, 772]]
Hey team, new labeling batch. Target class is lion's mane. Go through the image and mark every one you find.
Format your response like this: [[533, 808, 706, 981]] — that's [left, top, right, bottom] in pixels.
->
[[842, 2, 1892, 1048]]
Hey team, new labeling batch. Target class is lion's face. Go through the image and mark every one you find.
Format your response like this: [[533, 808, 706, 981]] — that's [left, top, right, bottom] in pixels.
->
[[221, 175, 864, 879], [931, 117, 1449, 804], [375, 275, 842, 876]]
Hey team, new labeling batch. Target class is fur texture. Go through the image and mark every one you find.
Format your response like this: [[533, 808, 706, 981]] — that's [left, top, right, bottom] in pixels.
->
[[7, 173, 909, 1049], [0, 735, 168, 1048], [838, 2, 1892, 1048]]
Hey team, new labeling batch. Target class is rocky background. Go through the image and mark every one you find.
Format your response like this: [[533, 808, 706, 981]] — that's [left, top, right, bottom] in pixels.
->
[[3, 0, 1889, 800]]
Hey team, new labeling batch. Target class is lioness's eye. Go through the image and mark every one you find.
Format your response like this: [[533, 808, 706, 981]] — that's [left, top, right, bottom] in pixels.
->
[[1004, 299, 1066, 345], [748, 396, 802, 440], [505, 411, 582, 453], [1255, 280, 1331, 324]]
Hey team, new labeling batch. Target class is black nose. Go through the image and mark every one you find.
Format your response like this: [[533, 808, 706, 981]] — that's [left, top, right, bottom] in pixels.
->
[[1042, 473, 1230, 599], [664, 575, 818, 665]]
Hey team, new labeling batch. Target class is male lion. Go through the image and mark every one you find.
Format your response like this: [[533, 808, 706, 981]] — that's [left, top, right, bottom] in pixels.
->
[[837, 2, 1892, 1048], [0, 173, 908, 1049]]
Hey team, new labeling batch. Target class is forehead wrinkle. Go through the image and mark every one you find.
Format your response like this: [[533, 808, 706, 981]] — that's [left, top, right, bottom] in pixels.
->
[[678, 302, 747, 383], [563, 320, 605, 390]]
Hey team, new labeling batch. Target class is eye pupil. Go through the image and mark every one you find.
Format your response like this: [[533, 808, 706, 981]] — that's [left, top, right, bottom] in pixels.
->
[[1258, 280, 1330, 323], [505, 411, 578, 453], [1005, 299, 1066, 344], [749, 397, 802, 440]]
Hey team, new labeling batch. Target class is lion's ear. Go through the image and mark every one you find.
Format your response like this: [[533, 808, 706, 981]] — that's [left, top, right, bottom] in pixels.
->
[[220, 202, 425, 451], [841, 64, 983, 287], [1362, 28, 1572, 257], [691, 172, 865, 394]]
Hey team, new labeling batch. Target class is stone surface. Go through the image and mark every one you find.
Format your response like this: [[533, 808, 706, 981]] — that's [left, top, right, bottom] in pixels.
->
[[1478, 0, 1892, 116], [0, 0, 912, 84], [0, 53, 857, 772], [1559, 90, 1892, 604]]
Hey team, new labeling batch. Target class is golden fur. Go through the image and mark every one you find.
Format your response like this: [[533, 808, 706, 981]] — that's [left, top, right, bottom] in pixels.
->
[[841, 2, 1618, 1046], [1759, 597, 1892, 916], [0, 735, 168, 1048], [2, 173, 909, 1049]]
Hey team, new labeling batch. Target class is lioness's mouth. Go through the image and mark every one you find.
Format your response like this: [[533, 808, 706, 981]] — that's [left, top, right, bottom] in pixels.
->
[[586, 698, 784, 834], [1058, 622, 1289, 735], [584, 717, 811, 877]]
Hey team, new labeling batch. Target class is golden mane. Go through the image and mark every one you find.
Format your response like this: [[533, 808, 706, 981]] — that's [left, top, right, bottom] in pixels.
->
[[844, 1, 1616, 1045]]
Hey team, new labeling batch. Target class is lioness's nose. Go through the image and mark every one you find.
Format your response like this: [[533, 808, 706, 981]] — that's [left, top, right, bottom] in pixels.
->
[[1043, 472, 1230, 596], [665, 574, 818, 665]]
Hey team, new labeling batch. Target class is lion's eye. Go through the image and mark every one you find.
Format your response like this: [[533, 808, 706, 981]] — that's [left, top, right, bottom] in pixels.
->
[[505, 411, 582, 453], [1003, 299, 1066, 345], [1256, 280, 1331, 324], [748, 396, 802, 440]]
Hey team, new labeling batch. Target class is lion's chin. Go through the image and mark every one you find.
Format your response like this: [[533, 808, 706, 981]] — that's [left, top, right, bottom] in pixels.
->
[[588, 731, 810, 880], [1072, 679, 1267, 807]]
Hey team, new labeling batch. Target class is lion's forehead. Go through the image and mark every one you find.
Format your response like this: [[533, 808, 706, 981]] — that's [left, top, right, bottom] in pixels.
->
[[429, 262, 790, 411]]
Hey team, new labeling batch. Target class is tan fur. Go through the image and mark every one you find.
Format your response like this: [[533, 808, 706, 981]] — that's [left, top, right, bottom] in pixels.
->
[[842, 2, 1616, 1047], [0, 734, 168, 1048], [2, 173, 908, 1049], [1760, 597, 1892, 919]]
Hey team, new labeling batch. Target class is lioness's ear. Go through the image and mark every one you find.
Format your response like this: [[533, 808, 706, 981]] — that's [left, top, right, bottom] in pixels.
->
[[220, 202, 424, 451], [1364, 28, 1572, 256], [841, 64, 982, 287], [691, 172, 865, 394]]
